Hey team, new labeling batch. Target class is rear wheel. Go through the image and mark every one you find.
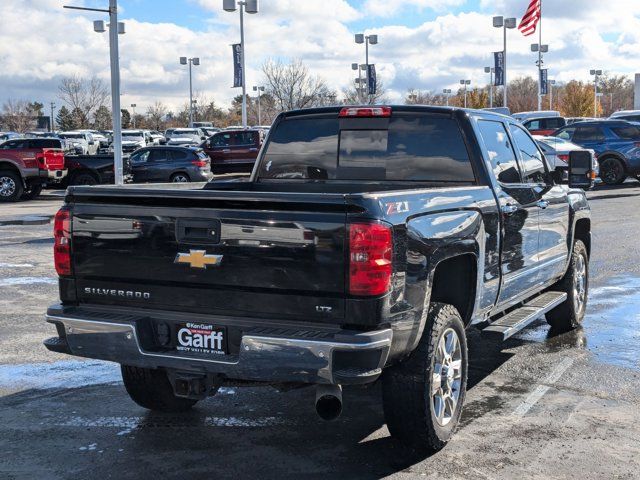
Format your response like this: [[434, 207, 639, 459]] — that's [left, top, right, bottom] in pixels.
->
[[69, 172, 98, 186], [121, 365, 198, 412], [382, 303, 468, 452], [546, 240, 589, 331], [21, 182, 43, 201], [171, 173, 190, 183], [599, 157, 626, 185], [0, 170, 24, 202]]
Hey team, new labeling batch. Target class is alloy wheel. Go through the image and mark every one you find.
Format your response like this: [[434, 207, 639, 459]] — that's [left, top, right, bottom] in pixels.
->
[[0, 176, 16, 197], [431, 327, 463, 427]]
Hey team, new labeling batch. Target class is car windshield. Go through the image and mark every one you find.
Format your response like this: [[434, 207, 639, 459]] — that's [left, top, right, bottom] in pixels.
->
[[59, 133, 84, 139], [173, 130, 199, 136], [122, 132, 144, 140]]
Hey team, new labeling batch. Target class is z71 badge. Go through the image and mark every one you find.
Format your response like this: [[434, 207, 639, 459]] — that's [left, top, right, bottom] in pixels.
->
[[385, 201, 410, 215]]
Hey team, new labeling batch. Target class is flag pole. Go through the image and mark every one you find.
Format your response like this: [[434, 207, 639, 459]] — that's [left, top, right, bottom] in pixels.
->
[[538, 1, 542, 111]]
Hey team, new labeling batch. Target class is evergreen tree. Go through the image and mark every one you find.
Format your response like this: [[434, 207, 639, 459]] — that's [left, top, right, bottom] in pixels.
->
[[93, 105, 112, 130], [56, 105, 76, 131], [121, 109, 131, 129], [70, 107, 88, 129]]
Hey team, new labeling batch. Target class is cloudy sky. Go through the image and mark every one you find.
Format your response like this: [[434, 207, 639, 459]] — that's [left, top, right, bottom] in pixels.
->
[[1, 0, 639, 113]]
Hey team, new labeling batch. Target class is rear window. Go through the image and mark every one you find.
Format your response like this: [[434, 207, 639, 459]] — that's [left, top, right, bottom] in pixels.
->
[[611, 125, 640, 140], [258, 113, 475, 182], [29, 139, 60, 149]]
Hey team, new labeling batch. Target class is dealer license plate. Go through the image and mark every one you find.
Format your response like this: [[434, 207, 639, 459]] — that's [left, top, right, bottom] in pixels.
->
[[175, 322, 227, 355]]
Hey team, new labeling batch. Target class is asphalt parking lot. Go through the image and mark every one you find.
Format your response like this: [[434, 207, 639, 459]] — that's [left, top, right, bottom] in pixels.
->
[[1, 185, 640, 480]]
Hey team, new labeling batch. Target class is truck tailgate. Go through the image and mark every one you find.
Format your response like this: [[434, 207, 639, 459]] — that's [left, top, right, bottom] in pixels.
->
[[69, 189, 350, 323]]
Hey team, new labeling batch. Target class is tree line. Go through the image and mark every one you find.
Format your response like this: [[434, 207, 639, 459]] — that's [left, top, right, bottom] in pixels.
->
[[1, 61, 636, 133]]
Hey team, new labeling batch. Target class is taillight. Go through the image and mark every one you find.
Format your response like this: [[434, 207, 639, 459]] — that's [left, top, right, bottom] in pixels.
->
[[191, 159, 209, 168], [53, 208, 72, 276], [349, 223, 393, 296], [557, 154, 569, 163], [339, 106, 391, 118]]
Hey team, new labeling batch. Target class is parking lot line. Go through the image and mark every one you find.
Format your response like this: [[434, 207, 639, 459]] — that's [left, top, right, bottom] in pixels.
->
[[513, 357, 575, 416]]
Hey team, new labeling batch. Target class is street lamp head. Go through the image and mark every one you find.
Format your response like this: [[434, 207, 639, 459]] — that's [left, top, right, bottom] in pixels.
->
[[531, 44, 539, 52], [484, 66, 491, 73], [180, 57, 187, 65], [192, 57, 200, 66], [259, 86, 265, 91], [368, 34, 378, 45], [117, 22, 125, 34], [93, 20, 105, 33], [596, 69, 603, 75], [253, 86, 257, 91], [493, 16, 504, 27], [466, 80, 471, 85], [549, 79, 556, 85], [245, 0, 259, 14], [360, 64, 367, 70], [460, 80, 465, 85], [223, 0, 237, 12], [130, 103, 136, 108], [355, 33, 364, 44], [505, 17, 517, 29]]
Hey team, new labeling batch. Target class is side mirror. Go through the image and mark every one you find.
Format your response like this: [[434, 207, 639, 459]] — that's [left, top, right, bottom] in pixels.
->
[[568, 150, 595, 190], [88, 140, 95, 145]]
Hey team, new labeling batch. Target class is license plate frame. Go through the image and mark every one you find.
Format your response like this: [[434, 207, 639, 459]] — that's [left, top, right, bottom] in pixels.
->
[[175, 322, 227, 356]]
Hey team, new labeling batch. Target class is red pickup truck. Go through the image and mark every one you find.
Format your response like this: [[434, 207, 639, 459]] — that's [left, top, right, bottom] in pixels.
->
[[0, 137, 67, 201], [200, 129, 265, 173]]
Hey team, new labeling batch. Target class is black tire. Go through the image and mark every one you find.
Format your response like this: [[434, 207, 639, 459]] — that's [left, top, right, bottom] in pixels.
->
[[546, 240, 589, 331], [382, 303, 468, 452], [0, 170, 24, 202], [69, 172, 98, 186], [170, 172, 191, 183], [121, 365, 198, 412], [599, 157, 626, 185], [21, 182, 43, 201]]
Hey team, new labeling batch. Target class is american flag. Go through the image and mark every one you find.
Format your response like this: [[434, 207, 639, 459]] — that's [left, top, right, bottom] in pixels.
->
[[518, 0, 541, 36]]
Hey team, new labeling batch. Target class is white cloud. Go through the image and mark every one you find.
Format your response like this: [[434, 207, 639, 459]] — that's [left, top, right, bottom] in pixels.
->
[[0, 0, 639, 116], [362, 0, 464, 18]]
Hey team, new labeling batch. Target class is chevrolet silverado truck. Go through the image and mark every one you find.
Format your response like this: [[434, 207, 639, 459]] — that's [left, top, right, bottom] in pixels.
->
[[45, 106, 594, 451], [0, 137, 67, 201]]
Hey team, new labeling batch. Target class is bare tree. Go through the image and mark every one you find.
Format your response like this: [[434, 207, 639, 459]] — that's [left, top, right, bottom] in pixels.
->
[[1, 99, 36, 132], [342, 79, 388, 105], [58, 75, 109, 128], [146, 101, 168, 130], [262, 59, 332, 111], [507, 77, 538, 113]]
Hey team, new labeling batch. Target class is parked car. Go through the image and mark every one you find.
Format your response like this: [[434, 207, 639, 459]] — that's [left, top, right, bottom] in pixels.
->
[[80, 130, 110, 153], [119, 129, 153, 155], [534, 135, 598, 177], [64, 154, 133, 186], [193, 121, 214, 129], [551, 120, 640, 185], [148, 131, 166, 145], [59, 131, 98, 155], [200, 128, 264, 173], [609, 110, 640, 122], [45, 105, 593, 451], [129, 146, 212, 183], [0, 132, 22, 142], [201, 127, 221, 137], [164, 128, 176, 140], [520, 116, 566, 135], [566, 117, 597, 125], [166, 128, 206, 146], [512, 110, 561, 121], [0, 137, 67, 201]]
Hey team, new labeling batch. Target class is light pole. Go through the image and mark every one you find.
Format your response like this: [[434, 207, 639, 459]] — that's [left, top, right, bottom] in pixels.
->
[[65, 1, 126, 185], [460, 80, 471, 108], [130, 103, 136, 128], [493, 16, 516, 110], [252, 85, 264, 125], [50, 102, 56, 132], [355, 33, 378, 104], [590, 69, 603, 117], [484, 67, 495, 108], [549, 79, 556, 110], [531, 43, 549, 111], [224, 0, 258, 128], [179, 57, 200, 127], [443, 89, 452, 107]]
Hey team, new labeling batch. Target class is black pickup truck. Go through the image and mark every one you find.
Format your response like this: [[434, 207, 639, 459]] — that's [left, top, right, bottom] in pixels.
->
[[63, 154, 133, 186], [45, 106, 594, 451]]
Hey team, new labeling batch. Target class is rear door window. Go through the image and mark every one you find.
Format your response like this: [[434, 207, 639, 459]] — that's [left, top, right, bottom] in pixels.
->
[[573, 126, 605, 142], [212, 133, 231, 147], [259, 114, 475, 182], [233, 132, 255, 146], [476, 120, 522, 184], [555, 127, 576, 141]]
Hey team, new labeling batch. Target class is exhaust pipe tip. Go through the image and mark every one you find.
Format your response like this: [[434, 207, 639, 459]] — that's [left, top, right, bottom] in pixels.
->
[[315, 384, 342, 421]]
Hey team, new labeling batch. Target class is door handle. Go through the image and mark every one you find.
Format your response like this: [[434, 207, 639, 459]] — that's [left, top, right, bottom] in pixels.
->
[[249, 148, 258, 152], [222, 149, 231, 153], [536, 200, 549, 209], [501, 204, 519, 215]]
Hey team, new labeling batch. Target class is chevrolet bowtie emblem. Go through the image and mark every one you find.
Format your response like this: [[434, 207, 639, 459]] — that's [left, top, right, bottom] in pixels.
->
[[174, 250, 223, 269]]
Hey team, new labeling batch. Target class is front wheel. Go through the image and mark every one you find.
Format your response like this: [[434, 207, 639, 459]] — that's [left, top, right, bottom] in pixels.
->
[[171, 173, 190, 183], [0, 170, 24, 202], [121, 365, 198, 412], [599, 157, 626, 185], [69, 172, 98, 186], [382, 303, 468, 452], [546, 240, 589, 331]]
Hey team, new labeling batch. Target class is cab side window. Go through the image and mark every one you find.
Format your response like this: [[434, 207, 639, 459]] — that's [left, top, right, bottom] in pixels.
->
[[510, 126, 546, 184], [233, 132, 255, 146], [555, 127, 575, 141], [477, 120, 522, 184], [211, 133, 231, 147]]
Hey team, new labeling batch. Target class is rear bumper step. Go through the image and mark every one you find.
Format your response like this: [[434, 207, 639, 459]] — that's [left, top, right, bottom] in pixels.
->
[[482, 291, 567, 340], [44, 307, 392, 386]]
